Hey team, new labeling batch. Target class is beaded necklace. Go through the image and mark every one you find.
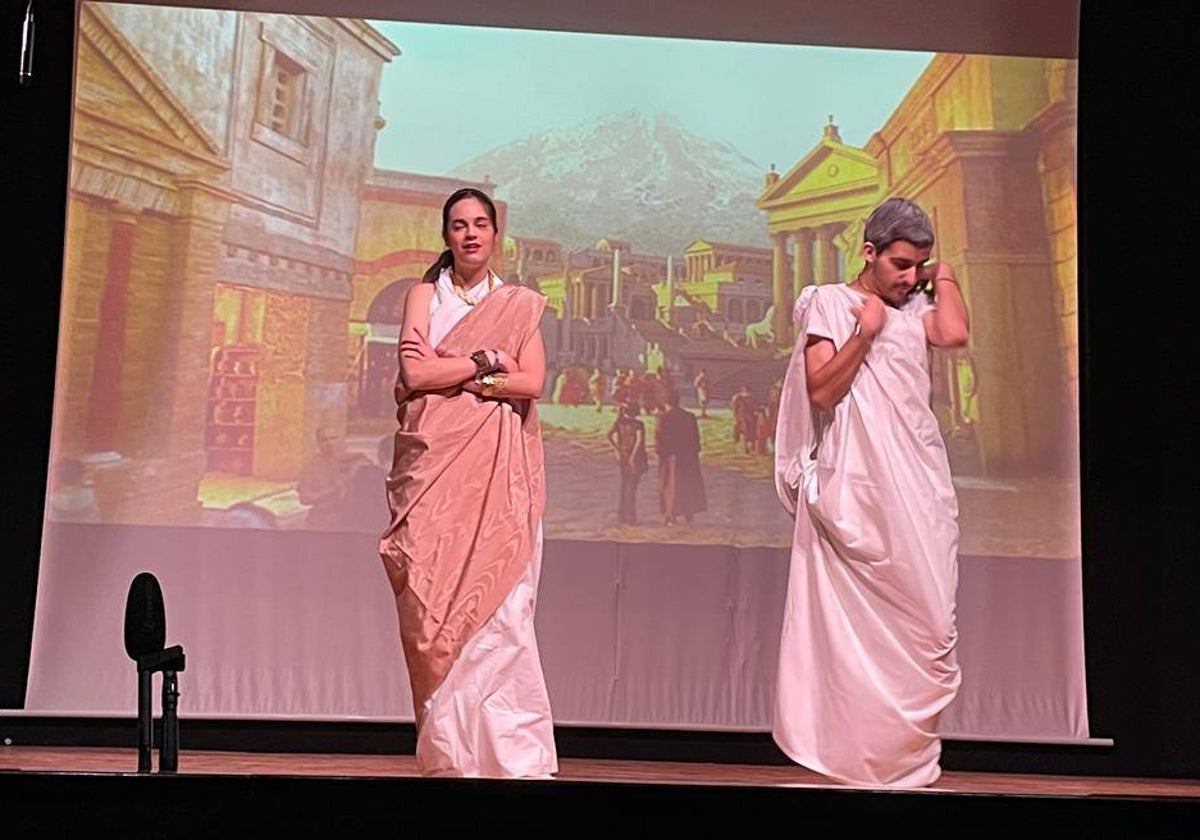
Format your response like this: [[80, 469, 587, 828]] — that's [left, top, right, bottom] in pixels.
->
[[450, 270, 496, 306]]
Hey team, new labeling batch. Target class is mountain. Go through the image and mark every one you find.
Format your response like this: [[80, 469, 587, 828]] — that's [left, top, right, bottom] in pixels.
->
[[451, 110, 771, 255]]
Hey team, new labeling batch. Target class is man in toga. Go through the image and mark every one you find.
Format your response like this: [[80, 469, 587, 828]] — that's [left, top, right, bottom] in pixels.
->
[[772, 197, 970, 788]]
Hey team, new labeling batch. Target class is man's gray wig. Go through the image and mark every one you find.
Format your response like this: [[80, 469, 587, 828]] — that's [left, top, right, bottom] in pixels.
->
[[863, 197, 934, 251]]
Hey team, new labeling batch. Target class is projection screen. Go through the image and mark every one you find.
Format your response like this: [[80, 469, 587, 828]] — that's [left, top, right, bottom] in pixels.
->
[[26, 0, 1085, 743]]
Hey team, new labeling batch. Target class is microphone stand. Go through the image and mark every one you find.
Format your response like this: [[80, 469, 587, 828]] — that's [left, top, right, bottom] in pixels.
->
[[135, 645, 186, 773], [136, 669, 152, 773]]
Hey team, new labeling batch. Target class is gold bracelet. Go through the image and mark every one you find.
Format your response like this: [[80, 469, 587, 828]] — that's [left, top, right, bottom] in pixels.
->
[[479, 373, 508, 397]]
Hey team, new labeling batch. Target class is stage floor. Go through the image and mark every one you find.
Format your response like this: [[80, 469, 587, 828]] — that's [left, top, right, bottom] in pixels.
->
[[4, 745, 1199, 836], [4, 745, 1198, 798]]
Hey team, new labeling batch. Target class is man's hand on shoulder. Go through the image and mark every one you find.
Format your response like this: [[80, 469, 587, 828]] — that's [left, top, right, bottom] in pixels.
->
[[851, 293, 886, 341]]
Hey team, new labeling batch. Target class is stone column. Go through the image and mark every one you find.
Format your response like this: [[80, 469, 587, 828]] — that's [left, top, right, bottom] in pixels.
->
[[590, 282, 603, 321], [157, 180, 231, 459], [139, 181, 230, 519], [934, 131, 1070, 476], [770, 232, 790, 345], [610, 247, 622, 308], [561, 254, 573, 354], [85, 205, 138, 454], [813, 225, 838, 285], [664, 254, 675, 324], [792, 228, 814, 299]]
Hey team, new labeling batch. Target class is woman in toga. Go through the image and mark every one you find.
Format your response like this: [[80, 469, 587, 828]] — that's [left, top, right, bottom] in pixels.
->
[[379, 188, 557, 778]]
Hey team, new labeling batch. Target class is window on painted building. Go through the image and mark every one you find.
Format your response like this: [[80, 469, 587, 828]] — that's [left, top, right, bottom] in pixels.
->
[[250, 21, 328, 166], [262, 50, 308, 143]]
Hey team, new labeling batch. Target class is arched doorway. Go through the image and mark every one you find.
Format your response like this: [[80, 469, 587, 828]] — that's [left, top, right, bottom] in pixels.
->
[[360, 277, 419, 417]]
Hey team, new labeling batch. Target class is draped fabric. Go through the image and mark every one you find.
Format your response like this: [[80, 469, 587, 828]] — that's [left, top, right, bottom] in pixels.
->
[[378, 272, 556, 775], [414, 523, 556, 776], [772, 283, 961, 788]]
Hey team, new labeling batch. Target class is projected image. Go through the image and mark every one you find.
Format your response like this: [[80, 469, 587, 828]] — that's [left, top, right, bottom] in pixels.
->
[[47, 2, 1078, 555]]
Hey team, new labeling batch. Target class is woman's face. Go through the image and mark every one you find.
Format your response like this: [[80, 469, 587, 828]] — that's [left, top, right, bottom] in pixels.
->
[[444, 197, 495, 274]]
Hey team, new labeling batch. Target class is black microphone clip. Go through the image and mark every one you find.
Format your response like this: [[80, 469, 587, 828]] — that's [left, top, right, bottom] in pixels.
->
[[137, 644, 186, 675]]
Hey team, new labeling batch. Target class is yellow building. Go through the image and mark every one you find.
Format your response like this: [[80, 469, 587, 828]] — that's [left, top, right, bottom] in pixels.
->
[[535, 240, 665, 367], [675, 240, 776, 340], [504, 234, 566, 311], [758, 54, 1077, 477]]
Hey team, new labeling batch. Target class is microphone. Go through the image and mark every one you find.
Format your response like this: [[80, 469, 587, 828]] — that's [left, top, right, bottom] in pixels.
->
[[18, 1, 35, 87], [124, 572, 166, 660]]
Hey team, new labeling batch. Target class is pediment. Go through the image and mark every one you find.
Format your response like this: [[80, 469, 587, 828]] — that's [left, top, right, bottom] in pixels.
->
[[73, 4, 227, 176], [758, 140, 879, 209]]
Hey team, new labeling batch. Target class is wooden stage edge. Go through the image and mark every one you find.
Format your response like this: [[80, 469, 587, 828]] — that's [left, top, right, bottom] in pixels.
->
[[2, 746, 1197, 835]]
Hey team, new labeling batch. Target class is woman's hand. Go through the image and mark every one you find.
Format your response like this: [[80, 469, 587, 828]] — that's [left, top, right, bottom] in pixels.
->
[[490, 348, 518, 373]]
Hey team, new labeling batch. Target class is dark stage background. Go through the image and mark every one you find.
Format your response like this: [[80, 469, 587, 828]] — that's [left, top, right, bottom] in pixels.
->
[[0, 0, 1195, 779]]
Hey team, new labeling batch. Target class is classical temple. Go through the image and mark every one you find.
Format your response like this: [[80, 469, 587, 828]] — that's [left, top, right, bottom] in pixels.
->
[[514, 236, 778, 402]]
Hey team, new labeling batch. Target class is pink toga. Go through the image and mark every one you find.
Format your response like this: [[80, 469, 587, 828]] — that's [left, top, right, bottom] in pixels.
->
[[379, 273, 557, 777]]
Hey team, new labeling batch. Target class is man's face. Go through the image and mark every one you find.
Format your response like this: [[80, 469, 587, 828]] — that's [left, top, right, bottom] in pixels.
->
[[863, 239, 932, 306]]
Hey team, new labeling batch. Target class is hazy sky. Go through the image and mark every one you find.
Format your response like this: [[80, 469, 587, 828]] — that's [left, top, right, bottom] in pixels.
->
[[369, 20, 934, 177]]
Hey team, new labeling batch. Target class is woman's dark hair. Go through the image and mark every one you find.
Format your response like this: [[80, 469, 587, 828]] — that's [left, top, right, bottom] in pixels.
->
[[421, 188, 499, 283]]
